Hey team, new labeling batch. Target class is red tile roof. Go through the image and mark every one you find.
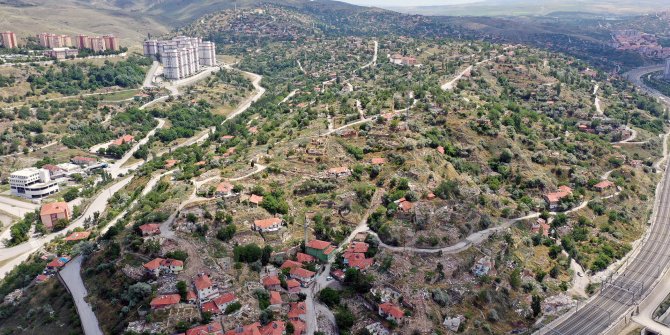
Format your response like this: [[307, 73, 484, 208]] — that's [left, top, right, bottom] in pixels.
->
[[290, 320, 306, 335], [216, 181, 234, 193], [306, 239, 331, 250], [280, 260, 302, 270], [594, 180, 614, 189], [249, 194, 264, 205], [288, 302, 306, 319], [64, 231, 90, 241], [150, 294, 181, 309], [290, 267, 315, 279], [286, 279, 301, 289], [262, 275, 281, 288], [269, 291, 282, 305], [224, 324, 261, 335], [112, 134, 134, 146], [143, 258, 164, 271], [545, 186, 572, 203], [194, 274, 213, 291], [138, 223, 161, 234], [296, 252, 315, 263], [187, 322, 224, 335], [348, 242, 369, 253], [260, 321, 285, 335], [371, 157, 386, 165], [201, 301, 220, 314], [379, 302, 404, 319], [213, 292, 237, 306], [254, 217, 282, 229], [161, 258, 184, 268], [41, 202, 68, 216]]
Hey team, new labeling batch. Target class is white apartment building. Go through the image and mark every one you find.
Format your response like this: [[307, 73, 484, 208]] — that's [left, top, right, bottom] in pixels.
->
[[143, 36, 216, 80], [9, 168, 59, 199]]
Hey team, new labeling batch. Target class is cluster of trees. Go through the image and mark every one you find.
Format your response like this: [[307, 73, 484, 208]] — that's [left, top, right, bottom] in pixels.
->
[[0, 74, 15, 87], [151, 103, 223, 143], [9, 211, 39, 246], [27, 56, 151, 96], [233, 243, 272, 265]]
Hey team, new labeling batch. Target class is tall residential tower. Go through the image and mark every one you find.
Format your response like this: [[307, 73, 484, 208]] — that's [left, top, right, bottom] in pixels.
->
[[143, 36, 216, 80]]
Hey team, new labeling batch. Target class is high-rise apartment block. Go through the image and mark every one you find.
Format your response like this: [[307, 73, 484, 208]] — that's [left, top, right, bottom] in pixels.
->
[[75, 34, 120, 52], [0, 31, 17, 49], [143, 36, 216, 80], [37, 33, 73, 48], [103, 35, 120, 51]]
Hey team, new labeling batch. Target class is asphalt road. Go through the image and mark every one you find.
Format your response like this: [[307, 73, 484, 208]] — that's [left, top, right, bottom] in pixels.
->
[[543, 65, 670, 335], [59, 256, 103, 335]]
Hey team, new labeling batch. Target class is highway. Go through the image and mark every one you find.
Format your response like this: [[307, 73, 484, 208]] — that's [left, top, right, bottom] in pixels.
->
[[542, 64, 670, 335]]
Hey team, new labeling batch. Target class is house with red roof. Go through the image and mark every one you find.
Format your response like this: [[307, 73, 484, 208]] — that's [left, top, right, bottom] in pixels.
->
[[286, 279, 301, 293], [138, 223, 161, 237], [296, 252, 315, 264], [253, 217, 283, 233], [150, 294, 181, 309], [165, 159, 180, 169], [269, 291, 282, 308], [288, 302, 307, 321], [187, 322, 224, 335], [216, 181, 235, 197], [186, 290, 197, 304], [331, 269, 346, 281], [262, 275, 282, 291], [289, 320, 306, 335], [249, 194, 264, 206], [544, 186, 573, 210], [213, 292, 237, 312], [280, 260, 302, 270], [379, 302, 405, 323], [46, 256, 70, 272], [594, 180, 615, 192], [224, 324, 261, 335], [305, 239, 336, 262], [194, 274, 217, 301], [40, 202, 70, 230], [64, 231, 91, 242], [290, 267, 316, 285], [201, 300, 220, 314], [143, 257, 184, 277], [111, 134, 134, 146], [260, 321, 285, 335]]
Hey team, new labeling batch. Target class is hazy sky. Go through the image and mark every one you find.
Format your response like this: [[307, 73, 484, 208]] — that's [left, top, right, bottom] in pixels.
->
[[338, 0, 482, 6]]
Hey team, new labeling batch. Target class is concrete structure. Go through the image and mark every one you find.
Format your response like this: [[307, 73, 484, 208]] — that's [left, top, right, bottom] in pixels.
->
[[75, 35, 90, 49], [103, 35, 120, 51], [56, 163, 82, 177], [40, 201, 70, 230], [143, 36, 216, 80], [9, 167, 59, 199], [0, 31, 17, 49], [44, 48, 79, 60], [37, 33, 72, 48], [665, 58, 670, 80]]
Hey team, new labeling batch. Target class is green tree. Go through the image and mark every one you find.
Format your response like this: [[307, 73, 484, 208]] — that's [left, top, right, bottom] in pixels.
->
[[319, 287, 341, 307]]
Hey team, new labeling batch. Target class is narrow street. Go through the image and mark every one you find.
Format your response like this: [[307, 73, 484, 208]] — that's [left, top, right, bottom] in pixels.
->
[[59, 256, 103, 335]]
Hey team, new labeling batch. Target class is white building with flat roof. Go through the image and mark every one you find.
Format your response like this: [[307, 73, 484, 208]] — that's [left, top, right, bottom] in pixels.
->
[[9, 168, 59, 199], [143, 36, 216, 80]]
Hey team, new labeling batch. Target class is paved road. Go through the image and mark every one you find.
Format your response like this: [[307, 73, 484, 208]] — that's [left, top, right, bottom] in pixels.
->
[[359, 40, 378, 70], [59, 256, 103, 335], [540, 65, 670, 335], [143, 61, 160, 88]]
